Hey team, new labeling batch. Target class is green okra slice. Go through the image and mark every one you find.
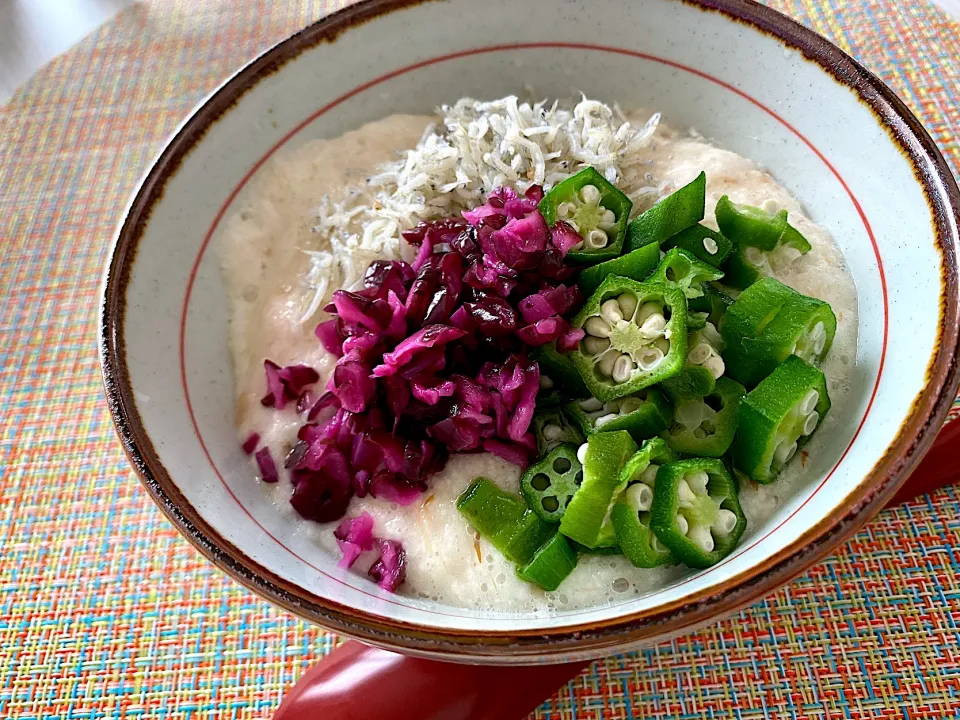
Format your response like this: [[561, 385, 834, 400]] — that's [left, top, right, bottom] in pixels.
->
[[516, 533, 579, 591], [532, 343, 590, 398], [731, 355, 831, 484], [559, 431, 638, 548], [565, 389, 672, 444], [578, 243, 660, 295], [716, 195, 813, 290], [721, 277, 837, 388], [457, 478, 554, 565], [540, 167, 632, 264], [663, 223, 733, 267], [650, 458, 746, 568], [520, 443, 584, 523], [660, 324, 727, 402], [649, 248, 725, 300], [610, 438, 679, 568], [688, 284, 734, 328], [531, 408, 585, 457], [626, 172, 706, 252], [571, 276, 688, 402], [661, 377, 746, 457]]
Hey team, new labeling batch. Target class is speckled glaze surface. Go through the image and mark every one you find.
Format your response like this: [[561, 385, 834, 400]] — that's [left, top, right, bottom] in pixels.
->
[[99, 0, 960, 662]]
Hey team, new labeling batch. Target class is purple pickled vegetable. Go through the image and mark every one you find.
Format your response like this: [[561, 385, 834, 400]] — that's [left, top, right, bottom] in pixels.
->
[[260, 360, 320, 410], [315, 318, 345, 356], [482, 438, 530, 468], [241, 432, 260, 455], [550, 221, 583, 256], [332, 290, 393, 333], [370, 471, 422, 506], [557, 327, 585, 353], [368, 539, 406, 592], [516, 317, 570, 346], [373, 325, 466, 377], [255, 447, 279, 483], [410, 376, 456, 406], [334, 512, 375, 569], [333, 361, 377, 413], [289, 449, 352, 523]]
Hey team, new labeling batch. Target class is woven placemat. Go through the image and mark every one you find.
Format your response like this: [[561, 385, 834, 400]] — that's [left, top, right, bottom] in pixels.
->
[[1, 1, 959, 717]]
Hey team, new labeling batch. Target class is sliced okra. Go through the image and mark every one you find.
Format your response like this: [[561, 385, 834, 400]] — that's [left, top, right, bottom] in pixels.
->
[[688, 284, 734, 328], [559, 431, 638, 549], [571, 277, 688, 402], [565, 389, 672, 444], [721, 277, 837, 387], [649, 248, 725, 300], [661, 377, 745, 457], [532, 343, 590, 398], [457, 477, 554, 565], [650, 458, 747, 568], [516, 533, 579, 591], [731, 355, 831, 484], [539, 167, 632, 264], [531, 408, 585, 457], [717, 195, 812, 289], [578, 243, 660, 295], [663, 223, 733, 267], [660, 324, 726, 402], [626, 172, 706, 252], [611, 438, 679, 568], [521, 443, 584, 523]]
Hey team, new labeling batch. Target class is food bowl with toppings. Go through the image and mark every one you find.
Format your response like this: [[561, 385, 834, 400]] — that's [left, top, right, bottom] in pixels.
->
[[100, 0, 960, 662]]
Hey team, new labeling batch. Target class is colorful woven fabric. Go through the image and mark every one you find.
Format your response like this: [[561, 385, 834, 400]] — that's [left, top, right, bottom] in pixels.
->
[[1, 1, 959, 717]]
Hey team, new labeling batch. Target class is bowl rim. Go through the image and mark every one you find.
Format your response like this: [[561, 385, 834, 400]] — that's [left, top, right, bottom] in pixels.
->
[[99, 0, 960, 660]]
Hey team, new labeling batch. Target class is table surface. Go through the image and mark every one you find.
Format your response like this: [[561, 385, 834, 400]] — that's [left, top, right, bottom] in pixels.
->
[[3, 1, 960, 718]]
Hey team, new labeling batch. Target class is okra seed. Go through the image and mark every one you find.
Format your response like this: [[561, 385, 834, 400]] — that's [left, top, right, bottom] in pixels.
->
[[676, 514, 689, 535], [598, 208, 617, 230], [776, 246, 803, 267], [640, 313, 666, 339], [597, 351, 620, 377], [568, 220, 580, 233], [602, 401, 621, 414], [685, 470, 709, 495], [579, 397, 604, 412], [557, 202, 575, 220], [701, 322, 723, 348], [571, 240, 584, 251], [693, 427, 708, 439], [761, 198, 779, 214], [539, 375, 555, 390], [619, 397, 643, 415], [677, 479, 696, 504], [653, 338, 670, 355], [703, 237, 719, 255], [812, 322, 827, 355], [640, 464, 659, 485], [688, 343, 713, 365], [799, 389, 819, 415], [703, 355, 725, 380], [542, 424, 563, 441], [802, 411, 820, 436], [612, 355, 633, 383], [583, 336, 610, 355], [627, 483, 653, 512], [585, 229, 609, 249], [580, 184, 602, 205], [745, 246, 767, 265], [714, 509, 739, 535], [689, 525, 715, 553], [585, 316, 612, 338], [774, 439, 798, 466], [600, 299, 624, 323], [617, 294, 638, 319], [638, 347, 665, 371], [651, 535, 669, 553], [595, 413, 618, 427], [577, 443, 589, 465], [635, 302, 662, 325]]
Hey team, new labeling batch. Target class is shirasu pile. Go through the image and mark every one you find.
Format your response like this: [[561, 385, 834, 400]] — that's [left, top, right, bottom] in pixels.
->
[[299, 95, 664, 323]]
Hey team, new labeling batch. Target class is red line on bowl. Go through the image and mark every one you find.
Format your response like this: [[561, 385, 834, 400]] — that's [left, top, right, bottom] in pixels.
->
[[178, 42, 888, 619]]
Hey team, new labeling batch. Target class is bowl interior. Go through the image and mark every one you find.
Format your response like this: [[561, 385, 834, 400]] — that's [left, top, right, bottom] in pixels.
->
[[104, 0, 954, 652]]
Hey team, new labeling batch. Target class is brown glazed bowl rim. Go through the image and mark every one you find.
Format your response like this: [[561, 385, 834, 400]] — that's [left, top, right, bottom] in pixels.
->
[[100, 0, 960, 661]]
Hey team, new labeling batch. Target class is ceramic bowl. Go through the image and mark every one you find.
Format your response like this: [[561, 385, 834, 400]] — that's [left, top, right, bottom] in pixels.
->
[[99, 0, 960, 663]]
